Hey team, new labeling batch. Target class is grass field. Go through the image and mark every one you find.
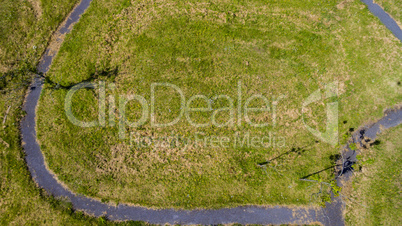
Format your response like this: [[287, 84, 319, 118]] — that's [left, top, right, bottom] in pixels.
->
[[344, 125, 401, 225], [0, 0, 140, 224], [36, 0, 402, 209], [376, 0, 402, 27]]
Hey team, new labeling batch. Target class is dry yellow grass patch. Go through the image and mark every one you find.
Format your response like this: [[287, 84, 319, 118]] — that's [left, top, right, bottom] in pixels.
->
[[27, 0, 42, 18]]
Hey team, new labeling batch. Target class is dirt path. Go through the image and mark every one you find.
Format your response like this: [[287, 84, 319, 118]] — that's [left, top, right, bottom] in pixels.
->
[[20, 0, 401, 225]]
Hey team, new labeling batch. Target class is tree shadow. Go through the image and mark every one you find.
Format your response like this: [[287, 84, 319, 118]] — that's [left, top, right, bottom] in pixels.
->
[[257, 146, 308, 166], [329, 154, 340, 162], [370, 140, 381, 146], [44, 66, 119, 90]]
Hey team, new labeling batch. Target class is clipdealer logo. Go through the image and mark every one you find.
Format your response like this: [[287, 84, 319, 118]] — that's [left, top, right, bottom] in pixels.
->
[[65, 81, 285, 139], [64, 80, 338, 145], [302, 82, 338, 146]]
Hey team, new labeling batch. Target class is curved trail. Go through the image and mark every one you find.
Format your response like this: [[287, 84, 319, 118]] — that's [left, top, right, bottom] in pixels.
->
[[20, 0, 402, 225], [361, 0, 402, 41]]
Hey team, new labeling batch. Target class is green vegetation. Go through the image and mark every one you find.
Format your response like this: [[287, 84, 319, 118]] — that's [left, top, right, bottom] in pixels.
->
[[0, 0, 400, 224], [376, 0, 402, 27], [36, 0, 402, 209], [0, 0, 80, 74], [344, 125, 402, 225], [0, 0, 118, 224]]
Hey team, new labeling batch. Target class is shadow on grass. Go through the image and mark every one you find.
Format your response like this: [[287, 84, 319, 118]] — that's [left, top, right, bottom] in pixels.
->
[[44, 66, 119, 90], [301, 164, 342, 179], [257, 146, 311, 166]]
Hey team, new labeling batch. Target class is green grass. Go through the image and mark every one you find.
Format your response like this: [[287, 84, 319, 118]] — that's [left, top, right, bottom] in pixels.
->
[[376, 0, 402, 27], [36, 0, 402, 209], [0, 0, 145, 224], [344, 125, 402, 225], [0, 0, 91, 223], [0, 0, 81, 74]]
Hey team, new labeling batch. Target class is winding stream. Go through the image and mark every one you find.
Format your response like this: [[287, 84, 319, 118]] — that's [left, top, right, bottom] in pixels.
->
[[20, 0, 402, 225]]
